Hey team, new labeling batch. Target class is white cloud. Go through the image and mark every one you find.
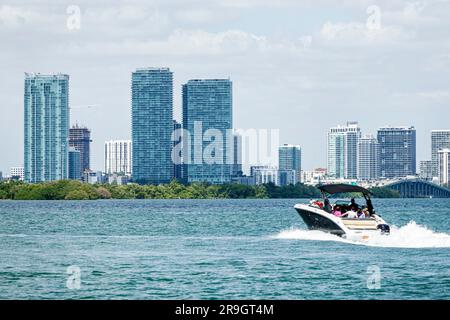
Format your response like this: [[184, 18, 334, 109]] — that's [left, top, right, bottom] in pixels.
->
[[418, 90, 450, 102], [318, 21, 411, 46], [173, 9, 216, 24], [1, 0, 450, 171], [0, 5, 38, 27]]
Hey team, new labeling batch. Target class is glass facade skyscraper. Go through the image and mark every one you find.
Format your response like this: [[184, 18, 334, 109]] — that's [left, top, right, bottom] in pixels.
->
[[431, 130, 450, 178], [182, 79, 233, 184], [173, 120, 183, 181], [357, 135, 380, 181], [378, 126, 416, 179], [69, 125, 91, 177], [327, 122, 361, 179], [131, 68, 173, 184], [232, 133, 243, 177], [279, 144, 301, 184], [68, 148, 82, 180], [24, 73, 69, 183]]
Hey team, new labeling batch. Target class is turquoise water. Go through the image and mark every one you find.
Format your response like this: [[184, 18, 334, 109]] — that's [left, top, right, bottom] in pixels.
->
[[0, 199, 449, 300]]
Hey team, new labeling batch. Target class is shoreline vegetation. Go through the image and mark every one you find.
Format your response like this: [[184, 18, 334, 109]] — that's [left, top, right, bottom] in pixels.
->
[[0, 180, 401, 200]]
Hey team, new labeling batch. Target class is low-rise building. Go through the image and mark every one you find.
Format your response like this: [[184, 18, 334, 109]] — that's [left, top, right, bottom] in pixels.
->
[[231, 175, 256, 186], [251, 166, 279, 185], [301, 168, 327, 185], [279, 169, 297, 186], [107, 174, 130, 185], [84, 171, 104, 184], [10, 167, 24, 181]]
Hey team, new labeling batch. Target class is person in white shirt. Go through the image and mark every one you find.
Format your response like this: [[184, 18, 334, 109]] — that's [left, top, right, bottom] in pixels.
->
[[344, 210, 358, 219]]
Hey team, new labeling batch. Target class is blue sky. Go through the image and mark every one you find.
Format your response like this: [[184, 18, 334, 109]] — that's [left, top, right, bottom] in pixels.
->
[[1, 0, 450, 174]]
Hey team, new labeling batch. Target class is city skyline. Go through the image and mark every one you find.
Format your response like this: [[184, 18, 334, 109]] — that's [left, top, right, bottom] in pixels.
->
[[4, 68, 449, 179], [2, 1, 450, 174], [4, 69, 449, 183], [3, 68, 448, 176]]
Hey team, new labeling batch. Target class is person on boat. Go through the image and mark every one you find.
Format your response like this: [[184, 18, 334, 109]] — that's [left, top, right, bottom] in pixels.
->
[[333, 206, 343, 217], [343, 208, 358, 219], [310, 200, 324, 209], [362, 208, 370, 218], [357, 209, 366, 219]]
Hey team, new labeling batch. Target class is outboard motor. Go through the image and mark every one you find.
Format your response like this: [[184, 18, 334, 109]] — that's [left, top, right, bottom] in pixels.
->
[[377, 224, 390, 235]]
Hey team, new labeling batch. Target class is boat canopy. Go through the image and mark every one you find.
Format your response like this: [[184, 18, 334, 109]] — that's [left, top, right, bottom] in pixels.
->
[[318, 184, 372, 196]]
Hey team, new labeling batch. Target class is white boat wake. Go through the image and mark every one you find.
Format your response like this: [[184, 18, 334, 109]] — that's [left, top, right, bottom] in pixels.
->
[[272, 221, 450, 248]]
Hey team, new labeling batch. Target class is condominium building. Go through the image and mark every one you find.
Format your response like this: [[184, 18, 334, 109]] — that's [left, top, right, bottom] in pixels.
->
[[69, 125, 91, 176], [182, 79, 233, 184], [24, 73, 69, 183], [419, 160, 433, 181], [279, 144, 301, 183], [232, 133, 243, 177], [104, 140, 132, 175], [431, 130, 450, 177], [378, 126, 416, 179], [327, 122, 361, 179], [68, 148, 82, 180], [173, 120, 183, 181], [357, 135, 380, 181], [131, 68, 173, 184]]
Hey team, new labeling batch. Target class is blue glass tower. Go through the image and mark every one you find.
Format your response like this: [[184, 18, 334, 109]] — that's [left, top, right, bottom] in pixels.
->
[[279, 144, 302, 184], [182, 79, 233, 184], [68, 148, 82, 180], [131, 68, 173, 184], [24, 73, 69, 183], [378, 126, 416, 178]]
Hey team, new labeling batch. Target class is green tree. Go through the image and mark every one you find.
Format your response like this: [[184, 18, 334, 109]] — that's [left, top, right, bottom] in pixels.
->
[[65, 190, 90, 200]]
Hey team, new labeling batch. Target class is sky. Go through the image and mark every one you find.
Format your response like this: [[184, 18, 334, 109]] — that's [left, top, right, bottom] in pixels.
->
[[1, 0, 450, 174]]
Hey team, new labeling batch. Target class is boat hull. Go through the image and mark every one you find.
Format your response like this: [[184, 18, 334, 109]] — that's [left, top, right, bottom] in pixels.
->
[[294, 204, 389, 240], [295, 206, 345, 236]]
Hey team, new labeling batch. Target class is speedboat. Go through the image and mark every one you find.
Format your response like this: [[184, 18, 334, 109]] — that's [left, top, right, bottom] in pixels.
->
[[294, 184, 390, 240]]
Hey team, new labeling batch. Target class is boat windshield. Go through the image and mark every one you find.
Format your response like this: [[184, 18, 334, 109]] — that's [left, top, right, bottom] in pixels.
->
[[333, 199, 363, 208], [329, 198, 373, 218]]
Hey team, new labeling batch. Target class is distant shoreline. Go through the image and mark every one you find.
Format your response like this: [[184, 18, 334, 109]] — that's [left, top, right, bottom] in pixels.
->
[[0, 180, 401, 200]]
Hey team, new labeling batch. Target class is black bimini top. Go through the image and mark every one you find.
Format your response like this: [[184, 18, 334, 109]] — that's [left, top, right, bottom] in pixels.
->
[[318, 184, 372, 195]]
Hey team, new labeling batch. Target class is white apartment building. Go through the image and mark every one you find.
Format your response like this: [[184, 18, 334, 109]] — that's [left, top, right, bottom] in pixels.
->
[[10, 167, 24, 181], [328, 122, 361, 180], [104, 140, 132, 176], [357, 135, 380, 181], [251, 166, 280, 186]]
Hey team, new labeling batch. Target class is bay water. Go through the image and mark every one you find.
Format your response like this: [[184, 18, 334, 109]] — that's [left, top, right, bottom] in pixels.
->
[[0, 199, 449, 299]]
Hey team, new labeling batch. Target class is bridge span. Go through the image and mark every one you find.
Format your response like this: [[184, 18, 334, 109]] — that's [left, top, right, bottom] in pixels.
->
[[385, 179, 450, 198]]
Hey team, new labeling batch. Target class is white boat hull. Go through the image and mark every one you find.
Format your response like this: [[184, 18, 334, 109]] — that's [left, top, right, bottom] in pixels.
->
[[294, 204, 389, 240]]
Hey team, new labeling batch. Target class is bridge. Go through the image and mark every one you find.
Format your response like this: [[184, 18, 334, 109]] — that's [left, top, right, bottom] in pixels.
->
[[385, 179, 450, 198]]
